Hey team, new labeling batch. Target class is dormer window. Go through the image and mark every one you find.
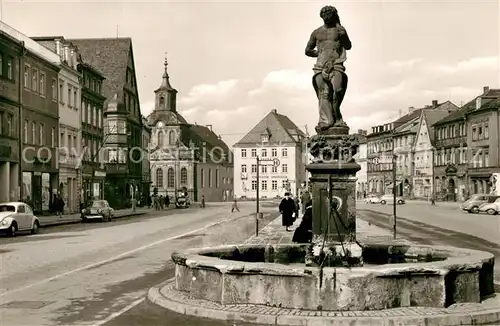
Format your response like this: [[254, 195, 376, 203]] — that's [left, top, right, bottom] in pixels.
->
[[261, 134, 269, 142]]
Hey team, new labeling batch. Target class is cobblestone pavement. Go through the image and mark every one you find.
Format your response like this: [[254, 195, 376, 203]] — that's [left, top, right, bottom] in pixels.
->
[[36, 207, 153, 227]]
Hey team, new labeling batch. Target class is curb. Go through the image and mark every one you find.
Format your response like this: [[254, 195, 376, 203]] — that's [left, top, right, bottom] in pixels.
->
[[39, 212, 146, 228], [147, 280, 500, 326]]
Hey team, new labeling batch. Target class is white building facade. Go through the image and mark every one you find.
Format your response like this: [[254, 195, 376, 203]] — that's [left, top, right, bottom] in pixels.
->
[[233, 109, 307, 199], [36, 37, 81, 213]]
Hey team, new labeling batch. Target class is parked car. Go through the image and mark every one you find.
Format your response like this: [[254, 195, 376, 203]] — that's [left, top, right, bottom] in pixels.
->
[[365, 194, 381, 204], [379, 194, 405, 205], [81, 200, 114, 222], [0, 202, 40, 236], [461, 194, 500, 214], [478, 197, 500, 215]]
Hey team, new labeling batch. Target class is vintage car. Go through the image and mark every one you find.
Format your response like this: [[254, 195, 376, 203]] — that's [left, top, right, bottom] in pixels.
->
[[365, 194, 381, 204], [379, 194, 405, 205], [175, 190, 191, 209], [81, 200, 114, 222], [0, 202, 40, 236], [478, 197, 500, 215]]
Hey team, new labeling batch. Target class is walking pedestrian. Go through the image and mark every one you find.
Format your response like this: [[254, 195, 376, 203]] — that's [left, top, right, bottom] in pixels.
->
[[159, 195, 164, 210], [201, 195, 206, 208], [279, 192, 296, 232], [165, 195, 170, 208], [231, 198, 240, 212], [300, 190, 311, 215], [292, 199, 313, 243]]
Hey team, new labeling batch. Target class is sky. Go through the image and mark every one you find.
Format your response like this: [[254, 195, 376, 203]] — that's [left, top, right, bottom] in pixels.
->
[[2, 0, 499, 147]]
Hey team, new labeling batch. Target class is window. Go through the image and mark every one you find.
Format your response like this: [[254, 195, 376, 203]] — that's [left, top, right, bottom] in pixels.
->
[[251, 164, 257, 173], [39, 72, 45, 96], [93, 106, 97, 126], [251, 149, 257, 157], [215, 169, 219, 187], [51, 79, 57, 101], [73, 89, 77, 108], [261, 165, 267, 173], [200, 168, 204, 187], [7, 114, 12, 136], [68, 86, 72, 107], [241, 149, 246, 158], [157, 131, 164, 148], [108, 149, 117, 162], [472, 126, 478, 141], [68, 134, 72, 150], [241, 164, 247, 173], [39, 123, 44, 145], [118, 147, 126, 163], [51, 128, 55, 147], [208, 169, 212, 187], [271, 148, 277, 157], [168, 130, 176, 145], [282, 164, 288, 173], [7, 57, 12, 79], [0, 53, 3, 75], [251, 180, 257, 190], [282, 180, 287, 189], [87, 102, 91, 123], [156, 168, 163, 187], [272, 180, 278, 190], [180, 167, 188, 185], [32, 68, 38, 92], [24, 65, 30, 88], [60, 132, 65, 147], [59, 81, 64, 103], [261, 180, 267, 191], [484, 123, 489, 139], [272, 165, 278, 173], [261, 149, 267, 157], [484, 151, 489, 167], [282, 148, 288, 157], [31, 122, 36, 144], [23, 120, 28, 143]]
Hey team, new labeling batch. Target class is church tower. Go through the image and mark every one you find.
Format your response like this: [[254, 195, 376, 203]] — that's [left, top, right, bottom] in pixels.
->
[[154, 54, 178, 112]]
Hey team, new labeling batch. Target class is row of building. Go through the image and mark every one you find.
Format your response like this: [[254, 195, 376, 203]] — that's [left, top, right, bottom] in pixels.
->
[[0, 21, 151, 212], [359, 86, 500, 202], [0, 21, 239, 212]]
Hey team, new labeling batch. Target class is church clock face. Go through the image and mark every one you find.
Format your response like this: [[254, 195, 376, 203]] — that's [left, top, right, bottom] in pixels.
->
[[157, 121, 164, 128]]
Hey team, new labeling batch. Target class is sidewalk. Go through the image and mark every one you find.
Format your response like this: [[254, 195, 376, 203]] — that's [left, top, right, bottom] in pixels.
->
[[37, 207, 153, 227], [245, 215, 412, 246]]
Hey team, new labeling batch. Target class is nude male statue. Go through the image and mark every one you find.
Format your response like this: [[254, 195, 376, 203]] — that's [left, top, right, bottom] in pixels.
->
[[305, 5, 352, 132]]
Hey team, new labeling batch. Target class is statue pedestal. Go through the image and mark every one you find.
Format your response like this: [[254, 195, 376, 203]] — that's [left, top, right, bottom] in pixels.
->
[[306, 127, 362, 267]]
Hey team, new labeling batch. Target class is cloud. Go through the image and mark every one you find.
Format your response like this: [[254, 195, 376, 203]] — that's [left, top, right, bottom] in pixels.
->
[[149, 55, 498, 147]]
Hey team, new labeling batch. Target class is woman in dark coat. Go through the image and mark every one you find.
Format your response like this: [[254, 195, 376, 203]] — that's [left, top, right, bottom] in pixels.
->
[[279, 192, 296, 231], [292, 200, 313, 243]]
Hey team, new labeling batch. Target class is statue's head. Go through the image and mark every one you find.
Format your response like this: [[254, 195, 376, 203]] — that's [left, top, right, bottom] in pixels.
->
[[320, 5, 340, 26]]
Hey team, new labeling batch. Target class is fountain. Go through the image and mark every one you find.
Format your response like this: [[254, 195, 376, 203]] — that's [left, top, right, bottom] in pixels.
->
[[148, 6, 499, 325]]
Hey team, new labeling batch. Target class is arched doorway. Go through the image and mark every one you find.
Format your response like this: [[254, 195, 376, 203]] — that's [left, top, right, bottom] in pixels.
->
[[447, 178, 456, 202]]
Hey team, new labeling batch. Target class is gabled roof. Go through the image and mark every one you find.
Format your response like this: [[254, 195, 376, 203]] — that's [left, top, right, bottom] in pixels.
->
[[234, 109, 304, 146], [422, 109, 453, 145], [180, 124, 232, 165], [67, 38, 132, 105], [434, 89, 500, 126]]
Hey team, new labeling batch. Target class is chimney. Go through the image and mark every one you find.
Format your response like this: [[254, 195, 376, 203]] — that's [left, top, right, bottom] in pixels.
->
[[54, 39, 62, 56], [432, 100, 438, 107], [272, 109, 277, 114], [408, 106, 415, 113], [206, 124, 213, 131], [483, 86, 490, 94]]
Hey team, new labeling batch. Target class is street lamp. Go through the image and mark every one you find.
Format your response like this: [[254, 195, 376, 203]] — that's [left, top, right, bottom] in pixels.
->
[[391, 131, 398, 240]]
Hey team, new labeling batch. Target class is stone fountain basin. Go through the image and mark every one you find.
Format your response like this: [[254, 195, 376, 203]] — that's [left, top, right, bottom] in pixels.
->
[[171, 243, 495, 311]]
